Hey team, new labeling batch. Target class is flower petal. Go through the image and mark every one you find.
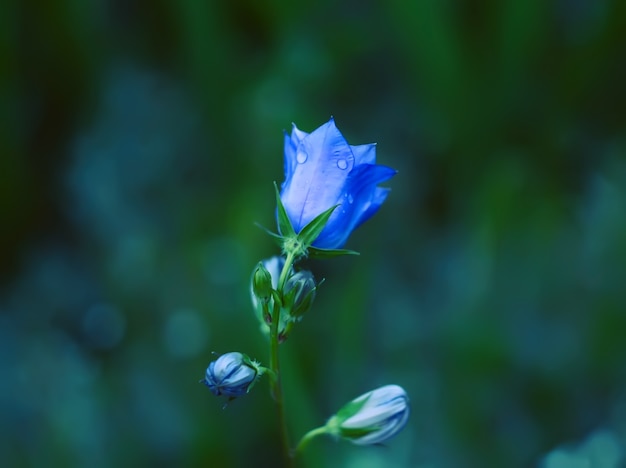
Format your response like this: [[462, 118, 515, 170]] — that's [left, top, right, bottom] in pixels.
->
[[283, 124, 311, 186], [222, 365, 255, 387], [347, 165, 396, 225], [312, 164, 395, 248], [281, 119, 355, 232], [351, 143, 377, 165], [291, 123, 309, 143], [353, 186, 391, 230]]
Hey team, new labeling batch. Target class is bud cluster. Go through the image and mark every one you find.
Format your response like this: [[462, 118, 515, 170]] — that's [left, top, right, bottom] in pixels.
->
[[251, 256, 319, 341]]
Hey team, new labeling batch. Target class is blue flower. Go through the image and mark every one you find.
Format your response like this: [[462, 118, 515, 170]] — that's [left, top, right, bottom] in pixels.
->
[[327, 384, 410, 445], [201, 352, 260, 397], [280, 118, 396, 249]]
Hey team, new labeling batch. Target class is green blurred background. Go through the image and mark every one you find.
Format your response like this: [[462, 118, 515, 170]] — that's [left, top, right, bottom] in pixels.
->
[[2, 1, 626, 467]]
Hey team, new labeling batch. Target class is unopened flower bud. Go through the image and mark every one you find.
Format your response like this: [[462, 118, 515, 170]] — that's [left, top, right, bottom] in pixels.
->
[[283, 270, 316, 318], [252, 262, 273, 304], [251, 257, 292, 334], [326, 384, 409, 445], [201, 352, 261, 397]]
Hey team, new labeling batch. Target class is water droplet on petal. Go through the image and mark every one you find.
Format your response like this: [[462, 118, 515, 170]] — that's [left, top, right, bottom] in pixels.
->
[[337, 159, 348, 170], [348, 194, 354, 204], [296, 151, 307, 164]]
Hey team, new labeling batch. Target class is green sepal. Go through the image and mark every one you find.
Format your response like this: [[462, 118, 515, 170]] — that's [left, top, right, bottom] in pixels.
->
[[240, 355, 265, 393], [268, 183, 360, 260], [274, 182, 296, 238], [297, 204, 339, 247], [254, 222, 284, 246], [325, 393, 376, 439], [308, 246, 360, 259], [337, 425, 380, 439], [257, 365, 277, 381], [334, 393, 371, 422]]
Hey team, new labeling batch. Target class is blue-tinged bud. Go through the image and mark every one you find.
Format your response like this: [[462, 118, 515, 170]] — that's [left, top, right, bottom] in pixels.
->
[[250, 256, 286, 312], [283, 270, 316, 319], [326, 384, 409, 445], [201, 352, 261, 397], [252, 262, 273, 305]]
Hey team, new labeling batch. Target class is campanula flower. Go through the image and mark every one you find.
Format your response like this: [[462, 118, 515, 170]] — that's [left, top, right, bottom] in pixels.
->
[[326, 384, 410, 445], [201, 352, 261, 397], [280, 118, 396, 249]]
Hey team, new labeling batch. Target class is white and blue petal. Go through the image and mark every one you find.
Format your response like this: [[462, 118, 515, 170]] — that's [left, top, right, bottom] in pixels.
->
[[335, 384, 410, 445]]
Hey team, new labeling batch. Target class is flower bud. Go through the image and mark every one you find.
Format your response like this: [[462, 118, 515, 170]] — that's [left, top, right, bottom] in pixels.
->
[[283, 270, 316, 319], [252, 262, 273, 305], [201, 352, 260, 397], [251, 256, 291, 333], [326, 384, 409, 445]]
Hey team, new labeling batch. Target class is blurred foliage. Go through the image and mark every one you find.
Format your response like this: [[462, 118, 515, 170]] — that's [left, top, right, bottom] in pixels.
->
[[2, 0, 626, 467]]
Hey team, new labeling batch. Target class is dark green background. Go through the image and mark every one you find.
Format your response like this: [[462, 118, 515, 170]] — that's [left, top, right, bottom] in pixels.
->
[[2, 1, 626, 467]]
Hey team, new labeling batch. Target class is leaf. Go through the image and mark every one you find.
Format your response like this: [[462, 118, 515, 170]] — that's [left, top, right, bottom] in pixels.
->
[[297, 204, 338, 247], [274, 182, 296, 238], [307, 246, 360, 259]]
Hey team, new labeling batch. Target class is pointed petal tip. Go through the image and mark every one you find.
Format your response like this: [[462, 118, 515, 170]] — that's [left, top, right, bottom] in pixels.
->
[[384, 166, 399, 179], [368, 164, 398, 184]]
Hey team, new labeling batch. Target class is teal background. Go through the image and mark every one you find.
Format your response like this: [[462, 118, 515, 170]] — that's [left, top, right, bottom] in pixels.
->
[[2, 1, 626, 467]]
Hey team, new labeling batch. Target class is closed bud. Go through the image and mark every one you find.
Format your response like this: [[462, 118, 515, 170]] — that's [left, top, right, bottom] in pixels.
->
[[201, 352, 261, 397], [251, 256, 292, 335], [326, 384, 410, 445], [283, 270, 316, 319], [252, 262, 273, 304]]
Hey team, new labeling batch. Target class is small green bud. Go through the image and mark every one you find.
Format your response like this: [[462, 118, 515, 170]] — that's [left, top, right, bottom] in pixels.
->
[[283, 270, 316, 319], [252, 262, 273, 304]]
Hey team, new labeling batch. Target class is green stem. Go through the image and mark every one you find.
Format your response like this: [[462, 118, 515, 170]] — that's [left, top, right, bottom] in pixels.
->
[[294, 426, 328, 455], [277, 251, 296, 291], [269, 251, 297, 465]]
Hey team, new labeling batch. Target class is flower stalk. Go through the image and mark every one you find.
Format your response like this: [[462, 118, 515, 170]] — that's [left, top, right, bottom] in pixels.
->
[[268, 250, 297, 465], [295, 426, 328, 455]]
